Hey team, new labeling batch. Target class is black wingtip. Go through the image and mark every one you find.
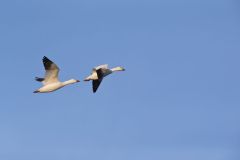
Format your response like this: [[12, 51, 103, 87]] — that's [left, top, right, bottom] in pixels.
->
[[43, 56, 49, 61], [33, 90, 39, 93], [93, 86, 97, 93], [43, 56, 53, 62], [35, 77, 44, 82], [42, 56, 55, 70]]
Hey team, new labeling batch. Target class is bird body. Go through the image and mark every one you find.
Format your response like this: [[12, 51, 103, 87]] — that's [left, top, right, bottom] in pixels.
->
[[84, 64, 125, 93], [84, 69, 112, 80], [34, 82, 63, 93]]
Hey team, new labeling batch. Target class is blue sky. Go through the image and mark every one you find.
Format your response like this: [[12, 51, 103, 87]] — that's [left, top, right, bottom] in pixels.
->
[[0, 0, 239, 159]]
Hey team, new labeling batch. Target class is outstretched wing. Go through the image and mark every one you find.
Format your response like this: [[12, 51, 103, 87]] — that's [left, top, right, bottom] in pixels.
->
[[42, 56, 60, 85], [92, 79, 102, 93]]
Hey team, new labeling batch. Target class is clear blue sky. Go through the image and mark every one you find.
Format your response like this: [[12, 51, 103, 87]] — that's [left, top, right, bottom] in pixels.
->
[[0, 0, 239, 160]]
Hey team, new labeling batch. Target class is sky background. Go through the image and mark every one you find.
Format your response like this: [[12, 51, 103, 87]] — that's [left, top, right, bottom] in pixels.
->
[[0, 0, 240, 160]]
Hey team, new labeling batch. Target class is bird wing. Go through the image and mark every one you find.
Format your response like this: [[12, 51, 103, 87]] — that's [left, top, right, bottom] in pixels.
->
[[92, 68, 105, 93], [42, 56, 60, 85], [95, 64, 108, 70], [92, 79, 102, 93]]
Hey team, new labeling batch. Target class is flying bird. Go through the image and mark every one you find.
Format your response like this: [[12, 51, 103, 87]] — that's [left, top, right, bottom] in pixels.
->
[[84, 64, 125, 93], [33, 56, 80, 93]]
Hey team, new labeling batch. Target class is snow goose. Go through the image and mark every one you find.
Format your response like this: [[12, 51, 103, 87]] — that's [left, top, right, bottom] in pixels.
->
[[84, 64, 125, 93], [34, 56, 80, 93]]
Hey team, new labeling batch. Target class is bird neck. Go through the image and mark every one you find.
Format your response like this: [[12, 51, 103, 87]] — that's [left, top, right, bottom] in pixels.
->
[[62, 79, 76, 86], [111, 67, 123, 72]]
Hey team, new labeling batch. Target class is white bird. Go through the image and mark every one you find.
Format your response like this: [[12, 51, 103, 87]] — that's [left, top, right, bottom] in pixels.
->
[[34, 56, 80, 93], [84, 64, 125, 93]]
